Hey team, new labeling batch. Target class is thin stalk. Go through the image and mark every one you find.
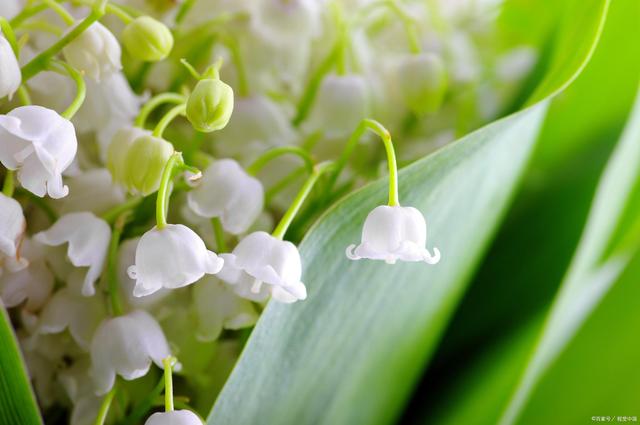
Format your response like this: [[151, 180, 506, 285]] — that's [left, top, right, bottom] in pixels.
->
[[101, 196, 142, 224], [50, 59, 86, 119], [135, 93, 186, 128], [211, 217, 228, 253], [9, 4, 49, 28], [246, 146, 314, 176], [153, 103, 187, 138], [163, 357, 176, 412], [272, 161, 335, 240], [16, 85, 32, 106], [93, 385, 116, 425], [156, 153, 199, 229], [386, 0, 421, 54], [218, 33, 249, 96], [41, 0, 75, 25], [71, 0, 137, 23], [21, 0, 107, 81], [106, 214, 128, 316], [120, 375, 165, 425], [2, 171, 15, 197], [265, 166, 307, 204], [0, 17, 19, 56]]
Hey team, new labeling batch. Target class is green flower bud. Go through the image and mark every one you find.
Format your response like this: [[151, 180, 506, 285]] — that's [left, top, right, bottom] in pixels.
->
[[107, 127, 149, 186], [123, 134, 175, 196], [122, 16, 174, 62], [397, 53, 448, 116], [186, 78, 234, 133]]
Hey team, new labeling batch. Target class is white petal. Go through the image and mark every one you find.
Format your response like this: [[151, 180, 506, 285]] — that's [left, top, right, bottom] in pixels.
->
[[145, 410, 203, 425]]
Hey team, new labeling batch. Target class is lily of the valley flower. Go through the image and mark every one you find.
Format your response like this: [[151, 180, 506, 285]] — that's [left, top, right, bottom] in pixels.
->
[[253, 0, 320, 42], [63, 22, 122, 82], [0, 105, 77, 198], [347, 205, 440, 264], [0, 28, 21, 99], [35, 212, 111, 296], [193, 275, 258, 341], [128, 224, 224, 297], [187, 159, 264, 234], [218, 231, 307, 303], [145, 410, 203, 425], [0, 192, 26, 270], [90, 310, 172, 395]]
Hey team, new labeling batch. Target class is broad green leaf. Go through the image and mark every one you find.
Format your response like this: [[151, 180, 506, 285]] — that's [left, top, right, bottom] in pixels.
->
[[208, 101, 549, 425], [0, 307, 41, 425], [499, 85, 640, 425]]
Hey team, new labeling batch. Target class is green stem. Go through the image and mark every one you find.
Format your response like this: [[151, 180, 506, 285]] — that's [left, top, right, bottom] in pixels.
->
[[107, 214, 128, 316], [246, 146, 314, 176], [18, 20, 64, 36], [386, 0, 421, 54], [42, 0, 75, 25], [153, 103, 187, 138], [50, 60, 86, 119], [71, 0, 137, 23], [218, 33, 249, 96], [0, 17, 19, 57], [272, 161, 335, 240], [211, 217, 228, 252], [135, 93, 186, 128], [120, 375, 164, 425], [2, 171, 15, 197], [329, 119, 399, 206], [101, 196, 142, 223], [156, 152, 195, 229], [175, 0, 198, 24], [163, 356, 176, 412], [9, 4, 49, 28], [265, 166, 306, 204], [93, 384, 116, 425], [20, 0, 107, 82]]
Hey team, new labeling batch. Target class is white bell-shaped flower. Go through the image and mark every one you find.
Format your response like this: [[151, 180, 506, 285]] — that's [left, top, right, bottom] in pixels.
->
[[118, 238, 170, 308], [0, 257, 53, 311], [56, 168, 125, 216], [347, 205, 440, 265], [145, 410, 203, 425], [193, 275, 258, 341], [304, 74, 369, 138], [90, 310, 172, 395], [38, 288, 106, 350], [34, 212, 111, 296], [187, 159, 264, 234], [218, 231, 307, 303], [62, 22, 122, 81], [0, 28, 21, 99], [0, 105, 77, 198], [0, 192, 26, 269], [253, 0, 320, 42], [127, 224, 224, 297]]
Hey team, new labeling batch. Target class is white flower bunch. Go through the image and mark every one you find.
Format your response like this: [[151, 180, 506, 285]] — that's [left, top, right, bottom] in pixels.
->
[[0, 0, 534, 423]]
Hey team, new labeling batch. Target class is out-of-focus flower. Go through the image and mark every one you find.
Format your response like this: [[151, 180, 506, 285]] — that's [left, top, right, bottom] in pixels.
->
[[186, 78, 234, 133], [218, 231, 307, 303], [127, 224, 224, 297], [0, 28, 21, 99], [0, 193, 26, 270], [0, 105, 77, 198], [193, 275, 258, 341], [107, 127, 150, 186], [347, 205, 440, 264], [56, 168, 125, 216], [122, 16, 174, 62], [63, 22, 122, 81], [122, 134, 175, 196], [90, 310, 172, 395], [396, 53, 448, 116], [145, 410, 203, 425], [252, 0, 321, 42], [187, 159, 264, 234], [35, 212, 111, 296]]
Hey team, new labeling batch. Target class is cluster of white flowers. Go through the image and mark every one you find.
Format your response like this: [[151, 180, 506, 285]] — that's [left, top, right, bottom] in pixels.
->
[[0, 0, 534, 423]]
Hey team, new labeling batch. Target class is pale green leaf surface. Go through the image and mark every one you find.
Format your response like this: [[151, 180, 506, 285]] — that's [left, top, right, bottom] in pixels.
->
[[499, 86, 640, 425], [0, 307, 41, 425]]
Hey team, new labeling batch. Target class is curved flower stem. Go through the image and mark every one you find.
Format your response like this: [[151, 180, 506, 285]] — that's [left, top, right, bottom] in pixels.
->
[[385, 0, 421, 54], [41, 0, 75, 25], [93, 384, 116, 425], [156, 152, 199, 229], [2, 171, 15, 197], [9, 4, 49, 28], [163, 356, 177, 412], [50, 59, 86, 119], [101, 196, 142, 224], [0, 17, 19, 56], [135, 93, 187, 128], [246, 146, 315, 176], [211, 217, 228, 252], [272, 161, 335, 240], [70, 0, 136, 24], [17, 85, 32, 105], [153, 103, 187, 138], [120, 375, 164, 425], [328, 118, 399, 206], [265, 166, 307, 204], [21, 0, 107, 82], [106, 213, 129, 316], [218, 33, 249, 96]]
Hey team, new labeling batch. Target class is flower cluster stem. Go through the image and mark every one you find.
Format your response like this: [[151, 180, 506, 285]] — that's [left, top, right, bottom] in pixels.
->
[[0, 17, 19, 56], [163, 356, 177, 412], [156, 153, 199, 229], [41, 0, 75, 25], [272, 161, 335, 240], [211, 217, 228, 252], [50, 59, 86, 119], [246, 146, 315, 176], [153, 103, 187, 138], [136, 93, 187, 128], [106, 213, 129, 317], [2, 171, 15, 197], [93, 384, 116, 425]]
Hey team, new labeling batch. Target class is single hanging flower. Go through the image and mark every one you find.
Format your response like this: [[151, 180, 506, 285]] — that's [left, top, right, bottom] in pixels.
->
[[0, 27, 21, 99], [0, 192, 26, 271], [127, 224, 224, 297], [34, 212, 111, 296], [396, 53, 448, 116], [145, 410, 203, 425], [347, 205, 441, 264], [0, 105, 77, 198], [90, 310, 173, 395], [187, 159, 264, 234], [62, 22, 122, 81], [218, 231, 307, 303]]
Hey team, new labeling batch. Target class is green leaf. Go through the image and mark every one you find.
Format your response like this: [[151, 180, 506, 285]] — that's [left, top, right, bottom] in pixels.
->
[[208, 101, 549, 425], [499, 85, 640, 424], [0, 307, 42, 425]]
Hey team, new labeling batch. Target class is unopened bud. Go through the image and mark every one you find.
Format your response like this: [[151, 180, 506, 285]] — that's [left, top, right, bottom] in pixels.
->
[[122, 16, 173, 62], [397, 53, 447, 116], [186, 78, 234, 133]]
